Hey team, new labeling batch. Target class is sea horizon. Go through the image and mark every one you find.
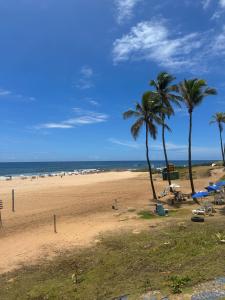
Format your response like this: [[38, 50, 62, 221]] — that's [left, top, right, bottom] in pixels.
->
[[0, 159, 219, 177]]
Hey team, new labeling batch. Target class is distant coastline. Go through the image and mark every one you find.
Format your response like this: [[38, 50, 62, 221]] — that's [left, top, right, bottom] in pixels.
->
[[0, 160, 219, 177]]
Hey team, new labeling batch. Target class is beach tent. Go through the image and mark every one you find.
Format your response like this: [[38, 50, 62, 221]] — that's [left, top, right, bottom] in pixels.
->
[[192, 191, 209, 198]]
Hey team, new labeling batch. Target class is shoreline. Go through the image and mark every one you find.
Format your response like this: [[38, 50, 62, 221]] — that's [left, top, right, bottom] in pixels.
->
[[0, 159, 218, 176], [0, 160, 219, 180]]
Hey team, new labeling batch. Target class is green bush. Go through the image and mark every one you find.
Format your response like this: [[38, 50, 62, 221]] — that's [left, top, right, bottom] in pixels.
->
[[170, 275, 191, 293]]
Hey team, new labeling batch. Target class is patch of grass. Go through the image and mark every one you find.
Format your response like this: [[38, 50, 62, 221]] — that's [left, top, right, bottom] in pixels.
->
[[137, 210, 156, 219], [1, 220, 225, 299], [178, 165, 213, 180], [170, 275, 191, 294], [137, 209, 183, 220]]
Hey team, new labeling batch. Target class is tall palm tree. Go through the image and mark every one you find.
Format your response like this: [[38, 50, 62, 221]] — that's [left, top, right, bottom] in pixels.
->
[[178, 79, 217, 194], [123, 92, 163, 200], [150, 72, 181, 187], [210, 112, 225, 166]]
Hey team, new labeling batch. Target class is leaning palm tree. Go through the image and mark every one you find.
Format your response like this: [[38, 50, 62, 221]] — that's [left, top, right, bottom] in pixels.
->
[[150, 72, 181, 187], [178, 79, 217, 194], [123, 92, 163, 200], [210, 112, 225, 166]]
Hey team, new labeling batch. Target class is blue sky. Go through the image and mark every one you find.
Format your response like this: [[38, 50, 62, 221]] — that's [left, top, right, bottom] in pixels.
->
[[0, 0, 225, 161]]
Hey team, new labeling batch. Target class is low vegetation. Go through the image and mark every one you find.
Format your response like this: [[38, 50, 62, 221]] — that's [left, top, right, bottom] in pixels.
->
[[178, 165, 212, 180], [137, 209, 184, 219], [1, 219, 225, 299]]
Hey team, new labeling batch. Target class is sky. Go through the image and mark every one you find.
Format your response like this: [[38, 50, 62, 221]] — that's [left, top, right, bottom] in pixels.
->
[[0, 0, 225, 162]]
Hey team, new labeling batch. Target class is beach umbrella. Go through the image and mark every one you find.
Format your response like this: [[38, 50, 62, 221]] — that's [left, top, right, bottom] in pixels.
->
[[192, 191, 209, 198], [216, 181, 225, 187], [205, 185, 220, 192], [170, 183, 180, 188]]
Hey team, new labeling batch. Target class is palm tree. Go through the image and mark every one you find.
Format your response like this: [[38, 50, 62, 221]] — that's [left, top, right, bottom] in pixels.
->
[[150, 72, 181, 187], [123, 92, 163, 200], [178, 79, 217, 194], [210, 112, 225, 166]]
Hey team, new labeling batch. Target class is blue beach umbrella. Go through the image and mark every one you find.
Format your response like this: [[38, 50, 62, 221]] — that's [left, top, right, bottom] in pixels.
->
[[192, 191, 209, 198], [216, 181, 225, 187], [205, 185, 219, 192]]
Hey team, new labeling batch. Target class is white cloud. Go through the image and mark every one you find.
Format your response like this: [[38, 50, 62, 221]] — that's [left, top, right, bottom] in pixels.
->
[[37, 108, 109, 129], [202, 0, 225, 9], [212, 26, 225, 55], [202, 0, 212, 9], [0, 88, 12, 96], [113, 20, 225, 72], [80, 66, 93, 77], [219, 0, 225, 7], [150, 142, 187, 152], [89, 100, 99, 106], [108, 138, 141, 148], [115, 0, 142, 24], [108, 138, 219, 157], [112, 21, 204, 70], [205, 0, 225, 19], [0, 88, 36, 102], [174, 107, 189, 117], [74, 65, 94, 89], [41, 123, 73, 129]]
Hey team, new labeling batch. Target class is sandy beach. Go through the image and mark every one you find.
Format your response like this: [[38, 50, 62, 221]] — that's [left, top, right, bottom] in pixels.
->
[[0, 168, 224, 274]]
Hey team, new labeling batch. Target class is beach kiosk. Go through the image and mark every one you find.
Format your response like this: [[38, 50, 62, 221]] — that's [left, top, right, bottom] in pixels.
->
[[162, 164, 179, 181]]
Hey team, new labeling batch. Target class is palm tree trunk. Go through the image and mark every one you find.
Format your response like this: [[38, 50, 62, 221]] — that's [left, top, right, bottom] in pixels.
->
[[162, 114, 171, 187], [188, 111, 195, 194], [145, 123, 157, 200], [219, 125, 225, 166]]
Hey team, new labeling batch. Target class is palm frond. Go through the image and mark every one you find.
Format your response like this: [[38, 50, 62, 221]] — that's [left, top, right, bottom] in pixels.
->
[[148, 120, 157, 140], [149, 80, 157, 88], [178, 78, 217, 111], [204, 87, 217, 96], [164, 123, 172, 132], [123, 110, 141, 119], [131, 118, 144, 140]]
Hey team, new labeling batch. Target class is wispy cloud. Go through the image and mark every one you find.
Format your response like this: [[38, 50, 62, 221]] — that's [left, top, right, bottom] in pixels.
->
[[84, 97, 100, 106], [40, 123, 73, 129], [89, 100, 99, 106], [0, 88, 12, 96], [201, 0, 225, 19], [74, 65, 94, 89], [212, 25, 225, 55], [150, 142, 187, 152], [201, 0, 212, 9], [174, 107, 189, 117], [202, 0, 225, 9], [108, 138, 219, 158], [37, 108, 109, 129], [108, 138, 141, 148], [151, 142, 218, 156], [115, 0, 142, 24], [219, 0, 225, 7], [112, 20, 225, 72], [112, 21, 204, 71], [0, 88, 36, 102]]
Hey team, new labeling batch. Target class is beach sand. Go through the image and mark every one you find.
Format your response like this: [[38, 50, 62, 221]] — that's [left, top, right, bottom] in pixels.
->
[[0, 169, 224, 274]]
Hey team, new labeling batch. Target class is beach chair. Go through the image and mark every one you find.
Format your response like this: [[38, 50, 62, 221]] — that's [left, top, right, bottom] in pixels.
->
[[192, 208, 205, 215], [214, 193, 225, 205], [160, 186, 170, 197]]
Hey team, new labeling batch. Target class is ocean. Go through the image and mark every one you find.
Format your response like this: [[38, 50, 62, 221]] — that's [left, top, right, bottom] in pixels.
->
[[0, 160, 216, 177]]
